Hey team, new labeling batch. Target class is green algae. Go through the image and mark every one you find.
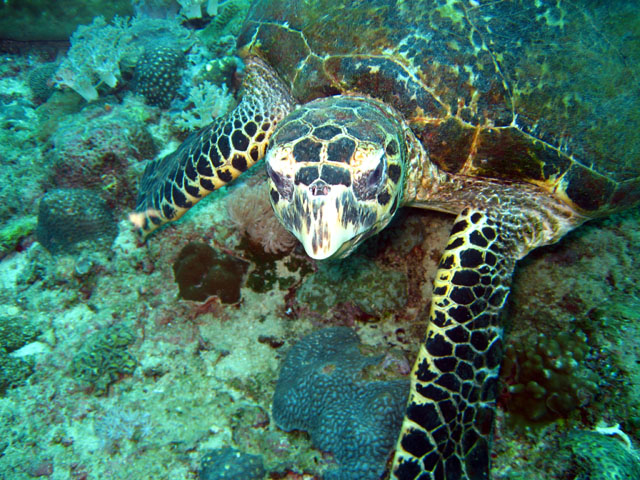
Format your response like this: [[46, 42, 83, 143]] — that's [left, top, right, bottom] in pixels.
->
[[296, 256, 408, 316], [0, 216, 37, 257]]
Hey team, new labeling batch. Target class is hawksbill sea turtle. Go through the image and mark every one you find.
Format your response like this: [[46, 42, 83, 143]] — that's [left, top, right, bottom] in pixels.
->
[[130, 1, 640, 478]]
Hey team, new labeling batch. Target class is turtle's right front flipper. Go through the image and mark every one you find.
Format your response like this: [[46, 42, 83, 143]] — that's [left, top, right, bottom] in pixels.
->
[[130, 56, 296, 237]]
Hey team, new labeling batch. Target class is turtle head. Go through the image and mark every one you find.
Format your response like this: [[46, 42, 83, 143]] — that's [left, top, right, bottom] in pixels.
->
[[266, 96, 406, 260]]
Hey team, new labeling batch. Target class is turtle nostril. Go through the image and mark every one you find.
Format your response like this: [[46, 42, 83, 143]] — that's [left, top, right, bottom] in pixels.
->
[[309, 180, 330, 196]]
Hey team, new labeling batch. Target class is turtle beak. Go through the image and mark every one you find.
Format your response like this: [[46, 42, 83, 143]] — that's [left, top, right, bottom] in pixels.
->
[[296, 200, 359, 260], [273, 184, 366, 260]]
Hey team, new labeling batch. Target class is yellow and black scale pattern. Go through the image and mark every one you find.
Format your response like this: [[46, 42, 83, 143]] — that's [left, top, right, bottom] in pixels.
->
[[392, 208, 518, 480], [132, 57, 295, 235]]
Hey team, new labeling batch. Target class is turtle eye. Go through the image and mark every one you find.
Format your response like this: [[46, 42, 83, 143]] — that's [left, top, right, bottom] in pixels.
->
[[353, 154, 386, 201], [366, 157, 385, 189], [266, 163, 293, 201]]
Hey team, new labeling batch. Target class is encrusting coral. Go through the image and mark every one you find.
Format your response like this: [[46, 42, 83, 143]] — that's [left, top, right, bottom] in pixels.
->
[[500, 329, 600, 422], [71, 324, 137, 395]]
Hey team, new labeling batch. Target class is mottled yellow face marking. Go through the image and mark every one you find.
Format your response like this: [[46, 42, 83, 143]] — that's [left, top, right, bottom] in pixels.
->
[[265, 95, 407, 260], [351, 143, 383, 169]]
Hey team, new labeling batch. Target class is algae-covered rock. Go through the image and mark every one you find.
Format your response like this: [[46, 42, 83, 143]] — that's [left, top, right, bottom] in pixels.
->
[[0, 316, 41, 395], [564, 430, 640, 480], [71, 324, 137, 395], [0, 354, 33, 395], [0, 216, 37, 257], [199, 447, 265, 480], [296, 256, 408, 316], [0, 316, 40, 354]]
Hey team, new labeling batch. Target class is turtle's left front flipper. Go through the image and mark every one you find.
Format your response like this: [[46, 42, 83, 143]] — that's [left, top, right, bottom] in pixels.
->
[[130, 56, 295, 237], [391, 207, 524, 480]]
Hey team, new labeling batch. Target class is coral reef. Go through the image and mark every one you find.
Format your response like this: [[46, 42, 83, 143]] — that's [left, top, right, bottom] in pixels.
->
[[273, 327, 408, 480], [199, 446, 265, 480], [296, 255, 408, 317], [0, 4, 638, 480], [48, 103, 157, 211], [173, 242, 249, 303], [54, 15, 191, 101], [134, 45, 186, 108], [36, 189, 118, 254], [71, 324, 137, 395], [501, 330, 600, 422]]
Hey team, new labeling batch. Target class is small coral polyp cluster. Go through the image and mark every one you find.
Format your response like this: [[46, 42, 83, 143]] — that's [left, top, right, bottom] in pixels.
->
[[71, 324, 137, 395], [501, 330, 600, 422]]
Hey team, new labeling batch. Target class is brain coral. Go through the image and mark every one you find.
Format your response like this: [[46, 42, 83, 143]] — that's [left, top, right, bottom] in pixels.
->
[[272, 327, 408, 480], [71, 324, 137, 395]]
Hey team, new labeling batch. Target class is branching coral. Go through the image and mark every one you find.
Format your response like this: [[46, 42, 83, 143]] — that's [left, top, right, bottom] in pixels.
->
[[175, 81, 234, 130]]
